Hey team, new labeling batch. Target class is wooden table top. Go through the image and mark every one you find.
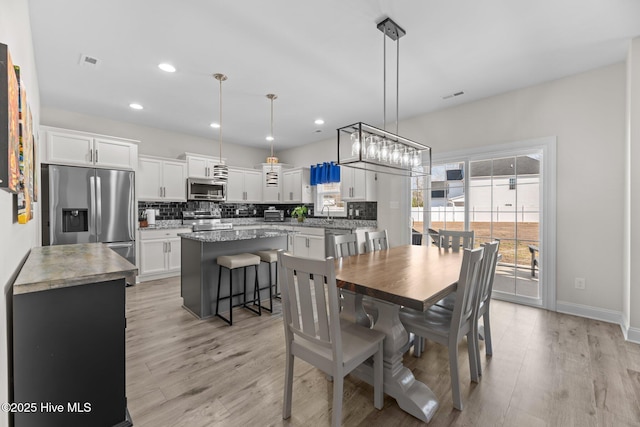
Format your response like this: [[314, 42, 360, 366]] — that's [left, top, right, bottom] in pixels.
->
[[335, 245, 464, 311]]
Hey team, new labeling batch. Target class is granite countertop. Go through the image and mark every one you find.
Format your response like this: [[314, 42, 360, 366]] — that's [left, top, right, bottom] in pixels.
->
[[13, 243, 138, 295], [231, 218, 377, 230], [139, 218, 377, 231], [179, 228, 292, 243]]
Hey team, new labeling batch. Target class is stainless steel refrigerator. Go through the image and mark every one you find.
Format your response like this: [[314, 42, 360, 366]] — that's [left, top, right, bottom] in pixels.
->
[[41, 164, 136, 265]]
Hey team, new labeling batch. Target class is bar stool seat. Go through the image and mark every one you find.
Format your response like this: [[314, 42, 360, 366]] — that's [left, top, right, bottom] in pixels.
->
[[253, 249, 280, 312], [216, 253, 261, 325]]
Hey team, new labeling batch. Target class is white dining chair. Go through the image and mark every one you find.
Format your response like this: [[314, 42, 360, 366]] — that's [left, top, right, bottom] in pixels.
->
[[277, 251, 385, 426], [362, 229, 390, 325], [435, 240, 500, 376], [438, 229, 474, 251], [333, 233, 359, 258], [333, 233, 373, 328], [399, 247, 484, 410], [365, 229, 389, 252]]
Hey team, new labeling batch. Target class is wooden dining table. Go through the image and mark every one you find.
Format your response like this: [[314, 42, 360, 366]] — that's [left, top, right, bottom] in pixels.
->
[[335, 245, 464, 423]]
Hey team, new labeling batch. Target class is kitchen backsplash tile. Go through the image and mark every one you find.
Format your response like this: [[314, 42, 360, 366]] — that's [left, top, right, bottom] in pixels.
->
[[137, 201, 377, 221]]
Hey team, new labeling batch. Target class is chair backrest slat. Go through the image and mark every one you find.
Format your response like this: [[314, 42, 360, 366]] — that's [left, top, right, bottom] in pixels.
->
[[438, 229, 474, 252], [297, 271, 317, 336], [365, 230, 389, 253], [477, 240, 500, 307], [451, 247, 484, 336], [278, 251, 342, 355], [334, 233, 359, 258]]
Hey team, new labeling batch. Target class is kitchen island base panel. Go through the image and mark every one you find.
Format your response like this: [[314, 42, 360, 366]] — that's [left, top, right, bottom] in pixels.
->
[[341, 298, 439, 423], [181, 235, 287, 319]]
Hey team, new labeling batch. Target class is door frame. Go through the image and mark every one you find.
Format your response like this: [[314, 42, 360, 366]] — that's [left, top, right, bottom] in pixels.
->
[[430, 136, 557, 311]]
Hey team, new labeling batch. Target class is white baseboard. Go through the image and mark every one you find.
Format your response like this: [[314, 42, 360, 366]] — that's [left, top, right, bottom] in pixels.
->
[[557, 301, 640, 344], [627, 326, 640, 344]]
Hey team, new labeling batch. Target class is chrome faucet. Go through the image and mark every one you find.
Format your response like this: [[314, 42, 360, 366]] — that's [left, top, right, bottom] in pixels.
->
[[321, 205, 333, 223]]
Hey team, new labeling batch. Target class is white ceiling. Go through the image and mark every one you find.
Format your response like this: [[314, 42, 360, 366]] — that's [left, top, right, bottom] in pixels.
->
[[28, 0, 640, 151]]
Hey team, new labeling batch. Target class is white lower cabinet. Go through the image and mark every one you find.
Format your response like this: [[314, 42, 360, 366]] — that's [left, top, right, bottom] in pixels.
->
[[293, 227, 325, 259], [138, 228, 191, 281]]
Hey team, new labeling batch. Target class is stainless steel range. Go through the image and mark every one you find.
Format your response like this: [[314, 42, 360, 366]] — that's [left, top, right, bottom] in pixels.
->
[[182, 210, 233, 231]]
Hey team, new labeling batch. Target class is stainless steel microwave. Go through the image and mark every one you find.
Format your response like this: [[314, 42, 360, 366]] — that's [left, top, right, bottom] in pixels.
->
[[187, 178, 226, 201]]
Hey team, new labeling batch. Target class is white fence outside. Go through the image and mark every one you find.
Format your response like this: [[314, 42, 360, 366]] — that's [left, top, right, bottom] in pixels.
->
[[412, 206, 540, 224]]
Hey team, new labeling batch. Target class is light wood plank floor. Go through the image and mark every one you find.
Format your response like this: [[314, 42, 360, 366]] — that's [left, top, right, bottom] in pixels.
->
[[126, 277, 640, 426]]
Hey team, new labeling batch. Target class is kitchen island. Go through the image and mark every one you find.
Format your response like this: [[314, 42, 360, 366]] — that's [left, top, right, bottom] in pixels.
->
[[180, 228, 291, 319], [12, 243, 137, 427]]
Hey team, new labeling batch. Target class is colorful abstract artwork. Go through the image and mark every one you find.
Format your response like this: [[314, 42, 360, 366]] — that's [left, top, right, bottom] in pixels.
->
[[15, 65, 34, 223], [0, 42, 20, 193]]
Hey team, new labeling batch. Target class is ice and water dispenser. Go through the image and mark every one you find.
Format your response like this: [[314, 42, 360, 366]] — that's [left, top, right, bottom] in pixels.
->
[[62, 209, 88, 233]]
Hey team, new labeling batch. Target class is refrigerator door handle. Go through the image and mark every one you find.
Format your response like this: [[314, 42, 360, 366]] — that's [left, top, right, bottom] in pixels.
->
[[96, 176, 102, 236], [89, 175, 96, 235]]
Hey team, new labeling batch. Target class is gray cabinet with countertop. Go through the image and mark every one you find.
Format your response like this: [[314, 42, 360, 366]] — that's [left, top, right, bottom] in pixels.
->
[[180, 228, 290, 319], [12, 244, 137, 427]]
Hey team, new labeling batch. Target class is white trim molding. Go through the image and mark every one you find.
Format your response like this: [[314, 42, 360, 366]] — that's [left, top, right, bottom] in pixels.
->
[[557, 300, 640, 344]]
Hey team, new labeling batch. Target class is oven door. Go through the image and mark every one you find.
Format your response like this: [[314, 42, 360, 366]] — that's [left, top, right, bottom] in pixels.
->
[[187, 178, 226, 201]]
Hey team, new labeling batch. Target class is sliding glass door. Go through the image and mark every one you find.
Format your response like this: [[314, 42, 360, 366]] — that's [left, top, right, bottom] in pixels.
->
[[468, 155, 541, 303], [421, 141, 552, 309]]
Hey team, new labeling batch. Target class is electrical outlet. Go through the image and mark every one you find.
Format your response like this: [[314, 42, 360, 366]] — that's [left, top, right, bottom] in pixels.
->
[[575, 277, 586, 290]]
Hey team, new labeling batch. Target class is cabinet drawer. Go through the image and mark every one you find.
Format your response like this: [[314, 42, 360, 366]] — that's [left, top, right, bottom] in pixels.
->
[[139, 228, 192, 240]]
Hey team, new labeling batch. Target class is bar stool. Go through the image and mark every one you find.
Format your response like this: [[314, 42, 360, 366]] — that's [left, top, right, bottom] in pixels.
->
[[253, 249, 279, 312], [215, 253, 261, 325]]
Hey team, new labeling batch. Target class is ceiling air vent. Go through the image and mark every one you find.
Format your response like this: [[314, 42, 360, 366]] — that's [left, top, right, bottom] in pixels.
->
[[442, 91, 465, 100], [79, 54, 101, 68]]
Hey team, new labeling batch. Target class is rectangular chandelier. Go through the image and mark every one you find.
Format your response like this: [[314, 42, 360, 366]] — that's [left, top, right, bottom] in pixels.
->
[[337, 122, 431, 176], [336, 17, 432, 177]]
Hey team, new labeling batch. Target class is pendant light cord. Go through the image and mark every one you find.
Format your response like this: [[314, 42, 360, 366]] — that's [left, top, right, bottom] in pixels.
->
[[218, 77, 223, 159]]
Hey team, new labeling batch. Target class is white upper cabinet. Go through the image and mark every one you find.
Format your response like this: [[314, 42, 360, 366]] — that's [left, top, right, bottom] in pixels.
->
[[227, 167, 262, 202], [341, 167, 377, 201], [43, 127, 138, 170], [138, 156, 187, 201], [182, 153, 225, 178], [282, 168, 312, 203]]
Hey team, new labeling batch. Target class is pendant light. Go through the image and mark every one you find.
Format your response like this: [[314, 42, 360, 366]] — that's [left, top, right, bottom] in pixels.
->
[[337, 17, 431, 177], [265, 93, 279, 187], [212, 73, 229, 181], [266, 93, 278, 164]]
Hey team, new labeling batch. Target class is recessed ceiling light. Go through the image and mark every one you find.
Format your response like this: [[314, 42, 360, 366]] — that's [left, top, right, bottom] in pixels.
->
[[129, 103, 143, 110], [314, 119, 325, 125], [158, 63, 176, 73], [266, 136, 274, 142], [210, 122, 220, 128]]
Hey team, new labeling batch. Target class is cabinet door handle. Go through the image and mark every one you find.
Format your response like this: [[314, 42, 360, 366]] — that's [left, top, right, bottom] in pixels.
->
[[167, 242, 171, 252], [89, 149, 93, 162], [95, 149, 98, 163], [160, 187, 163, 197], [163, 242, 166, 252], [278, 192, 280, 200]]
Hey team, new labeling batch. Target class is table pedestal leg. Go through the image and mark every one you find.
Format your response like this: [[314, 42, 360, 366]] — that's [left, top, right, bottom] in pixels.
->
[[340, 289, 371, 328], [351, 300, 439, 422]]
